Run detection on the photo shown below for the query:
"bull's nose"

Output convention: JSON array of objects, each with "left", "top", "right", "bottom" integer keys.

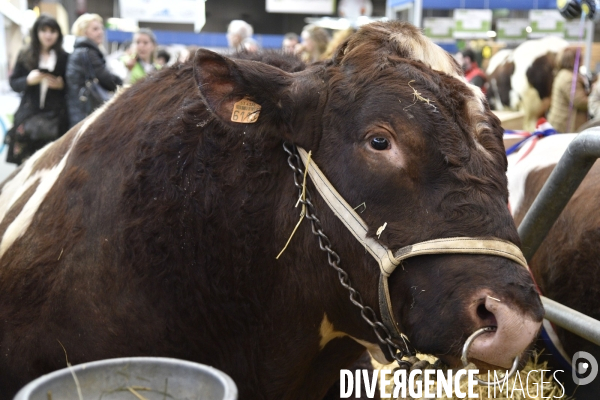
[{"left": 466, "top": 290, "right": 541, "bottom": 369}]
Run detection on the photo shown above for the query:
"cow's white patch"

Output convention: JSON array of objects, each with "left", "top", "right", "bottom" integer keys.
[
  {"left": 509, "top": 37, "right": 568, "bottom": 110},
  {"left": 0, "top": 153, "right": 70, "bottom": 258},
  {"left": 388, "top": 31, "right": 461, "bottom": 81},
  {"left": 468, "top": 84, "right": 487, "bottom": 107},
  {"left": 0, "top": 94, "right": 117, "bottom": 259},
  {"left": 507, "top": 134, "right": 577, "bottom": 216},
  {"left": 486, "top": 49, "right": 513, "bottom": 77},
  {"left": 0, "top": 143, "right": 53, "bottom": 225},
  {"left": 318, "top": 314, "right": 389, "bottom": 364},
  {"left": 319, "top": 314, "right": 347, "bottom": 349},
  {"left": 464, "top": 96, "right": 493, "bottom": 156}
]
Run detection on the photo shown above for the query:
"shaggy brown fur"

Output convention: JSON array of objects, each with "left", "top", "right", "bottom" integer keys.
[{"left": 0, "top": 21, "right": 542, "bottom": 399}]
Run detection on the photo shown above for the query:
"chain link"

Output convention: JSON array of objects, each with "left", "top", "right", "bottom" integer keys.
[{"left": 282, "top": 142, "right": 414, "bottom": 366}]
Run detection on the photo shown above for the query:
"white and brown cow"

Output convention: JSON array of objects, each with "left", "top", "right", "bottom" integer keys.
[
  {"left": 0, "top": 22, "right": 543, "bottom": 398},
  {"left": 487, "top": 37, "right": 569, "bottom": 131}
]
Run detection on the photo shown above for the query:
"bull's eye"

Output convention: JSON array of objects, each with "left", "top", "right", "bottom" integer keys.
[{"left": 370, "top": 137, "right": 389, "bottom": 150}]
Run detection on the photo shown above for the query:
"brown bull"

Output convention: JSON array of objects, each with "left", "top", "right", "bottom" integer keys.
[{"left": 0, "top": 21, "right": 542, "bottom": 398}]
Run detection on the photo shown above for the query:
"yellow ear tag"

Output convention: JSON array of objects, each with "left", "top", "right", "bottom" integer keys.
[{"left": 231, "top": 98, "right": 261, "bottom": 123}]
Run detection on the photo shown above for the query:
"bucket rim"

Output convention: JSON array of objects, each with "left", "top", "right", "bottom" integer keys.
[{"left": 13, "top": 356, "right": 238, "bottom": 400}]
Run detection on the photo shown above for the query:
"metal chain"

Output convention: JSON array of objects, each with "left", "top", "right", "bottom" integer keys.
[{"left": 282, "top": 142, "right": 414, "bottom": 368}]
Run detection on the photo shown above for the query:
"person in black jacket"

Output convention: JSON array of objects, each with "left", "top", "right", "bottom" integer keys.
[
  {"left": 66, "top": 13, "right": 122, "bottom": 128},
  {"left": 6, "top": 14, "right": 69, "bottom": 165}
]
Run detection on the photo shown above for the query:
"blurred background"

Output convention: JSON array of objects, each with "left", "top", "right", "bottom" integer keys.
[{"left": 1, "top": 0, "right": 600, "bottom": 181}]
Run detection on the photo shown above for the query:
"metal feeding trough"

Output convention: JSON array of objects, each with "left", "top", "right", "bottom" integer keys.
[{"left": 13, "top": 357, "right": 238, "bottom": 400}]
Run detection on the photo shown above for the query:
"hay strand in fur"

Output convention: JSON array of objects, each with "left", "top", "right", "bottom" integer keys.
[{"left": 276, "top": 151, "right": 312, "bottom": 259}]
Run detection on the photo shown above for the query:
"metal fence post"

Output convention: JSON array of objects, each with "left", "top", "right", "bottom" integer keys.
[{"left": 518, "top": 128, "right": 600, "bottom": 347}]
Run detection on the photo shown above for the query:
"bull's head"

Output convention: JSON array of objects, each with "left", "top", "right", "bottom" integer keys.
[{"left": 193, "top": 21, "right": 543, "bottom": 373}]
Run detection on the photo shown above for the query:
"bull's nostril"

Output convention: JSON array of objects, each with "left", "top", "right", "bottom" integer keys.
[{"left": 476, "top": 303, "right": 498, "bottom": 327}]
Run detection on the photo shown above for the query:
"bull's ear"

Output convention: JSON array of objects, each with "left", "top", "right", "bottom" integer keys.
[{"left": 193, "top": 49, "right": 295, "bottom": 129}]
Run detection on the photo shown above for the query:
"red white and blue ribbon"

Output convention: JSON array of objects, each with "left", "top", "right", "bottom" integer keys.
[{"left": 504, "top": 119, "right": 558, "bottom": 160}]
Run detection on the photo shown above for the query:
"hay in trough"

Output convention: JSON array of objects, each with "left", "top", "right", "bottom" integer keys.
[{"left": 372, "top": 352, "right": 569, "bottom": 399}]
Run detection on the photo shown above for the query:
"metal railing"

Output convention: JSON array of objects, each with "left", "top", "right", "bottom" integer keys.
[{"left": 518, "top": 128, "right": 600, "bottom": 347}]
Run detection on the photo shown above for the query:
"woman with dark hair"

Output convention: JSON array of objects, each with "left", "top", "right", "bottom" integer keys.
[
  {"left": 547, "top": 47, "right": 589, "bottom": 133},
  {"left": 6, "top": 14, "right": 69, "bottom": 165}
]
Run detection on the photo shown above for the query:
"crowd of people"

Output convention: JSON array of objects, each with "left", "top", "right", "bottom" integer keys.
[
  {"left": 5, "top": 15, "right": 348, "bottom": 166},
  {"left": 5, "top": 13, "right": 169, "bottom": 165},
  {"left": 225, "top": 24, "right": 600, "bottom": 138},
  {"left": 7, "top": 13, "right": 124, "bottom": 165},
  {"left": 5, "top": 15, "right": 342, "bottom": 166},
  {"left": 10, "top": 13, "right": 600, "bottom": 166},
  {"left": 225, "top": 19, "right": 345, "bottom": 63}
]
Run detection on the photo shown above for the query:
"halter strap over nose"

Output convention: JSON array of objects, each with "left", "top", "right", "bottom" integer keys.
[
  {"left": 391, "top": 237, "right": 528, "bottom": 274},
  {"left": 379, "top": 237, "right": 528, "bottom": 343},
  {"left": 295, "top": 147, "right": 529, "bottom": 347}
]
